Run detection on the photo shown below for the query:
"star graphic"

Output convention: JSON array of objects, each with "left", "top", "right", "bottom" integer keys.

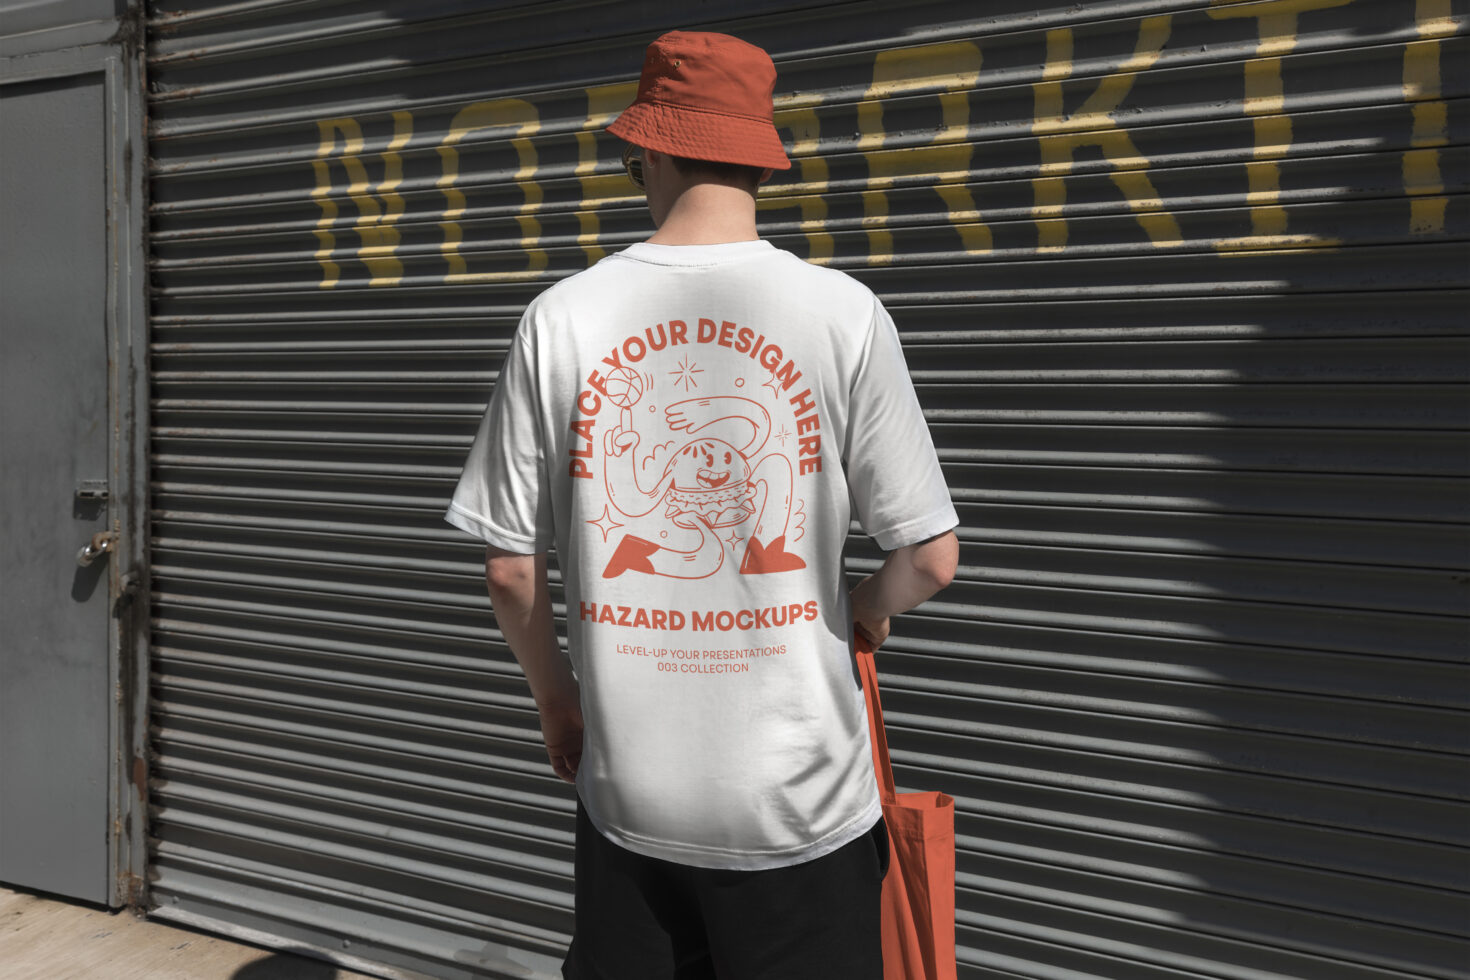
[
  {"left": 586, "top": 505, "right": 625, "bottom": 543},
  {"left": 669, "top": 355, "right": 703, "bottom": 392},
  {"left": 724, "top": 529, "right": 744, "bottom": 551},
  {"left": 774, "top": 424, "right": 791, "bottom": 447},
  {"left": 762, "top": 370, "right": 783, "bottom": 397}
]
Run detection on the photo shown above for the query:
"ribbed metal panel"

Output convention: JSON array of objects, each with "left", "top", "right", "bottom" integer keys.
[{"left": 143, "top": 2, "right": 1469, "bottom": 978}]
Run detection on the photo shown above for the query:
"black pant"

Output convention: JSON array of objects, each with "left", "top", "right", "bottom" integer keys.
[{"left": 562, "top": 798, "right": 888, "bottom": 980}]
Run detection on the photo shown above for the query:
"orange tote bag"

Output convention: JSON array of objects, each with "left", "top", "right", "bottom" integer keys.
[{"left": 856, "top": 633, "right": 958, "bottom": 980}]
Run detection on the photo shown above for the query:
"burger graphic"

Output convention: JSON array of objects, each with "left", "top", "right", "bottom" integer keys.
[
  {"left": 663, "top": 438, "right": 756, "bottom": 528},
  {"left": 598, "top": 380, "right": 805, "bottom": 580}
]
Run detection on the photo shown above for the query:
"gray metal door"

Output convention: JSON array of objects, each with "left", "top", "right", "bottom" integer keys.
[{"left": 0, "top": 71, "right": 113, "bottom": 904}]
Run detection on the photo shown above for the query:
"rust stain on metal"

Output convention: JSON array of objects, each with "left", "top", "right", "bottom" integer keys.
[{"left": 120, "top": 869, "right": 148, "bottom": 909}]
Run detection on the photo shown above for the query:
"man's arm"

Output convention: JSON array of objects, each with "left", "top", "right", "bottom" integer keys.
[
  {"left": 484, "top": 545, "right": 582, "bottom": 783},
  {"left": 849, "top": 530, "right": 959, "bottom": 649}
]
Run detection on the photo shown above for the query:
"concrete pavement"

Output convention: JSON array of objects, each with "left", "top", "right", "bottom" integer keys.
[{"left": 1, "top": 883, "right": 385, "bottom": 980}]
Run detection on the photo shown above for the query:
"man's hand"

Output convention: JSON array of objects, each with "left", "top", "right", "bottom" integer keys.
[
  {"left": 849, "top": 530, "right": 958, "bottom": 651},
  {"left": 537, "top": 695, "right": 584, "bottom": 784},
  {"left": 853, "top": 615, "right": 889, "bottom": 651},
  {"left": 485, "top": 546, "right": 584, "bottom": 784}
]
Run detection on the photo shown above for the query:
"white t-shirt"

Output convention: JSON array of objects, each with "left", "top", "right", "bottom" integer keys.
[{"left": 446, "top": 239, "right": 957, "bottom": 870}]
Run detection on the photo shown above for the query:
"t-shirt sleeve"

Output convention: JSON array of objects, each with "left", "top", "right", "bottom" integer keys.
[
  {"left": 843, "top": 296, "right": 959, "bottom": 551},
  {"left": 444, "top": 323, "right": 554, "bottom": 553}
]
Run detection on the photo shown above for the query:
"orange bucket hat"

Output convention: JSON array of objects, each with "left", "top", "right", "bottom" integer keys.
[{"left": 606, "top": 31, "right": 791, "bottom": 171}]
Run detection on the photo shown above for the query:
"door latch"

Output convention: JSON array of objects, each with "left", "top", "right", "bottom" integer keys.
[{"left": 77, "top": 530, "right": 118, "bottom": 567}]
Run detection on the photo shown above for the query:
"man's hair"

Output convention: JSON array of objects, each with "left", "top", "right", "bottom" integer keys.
[{"left": 668, "top": 154, "right": 765, "bottom": 190}]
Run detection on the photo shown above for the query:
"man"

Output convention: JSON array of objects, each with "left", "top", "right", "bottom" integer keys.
[{"left": 445, "top": 30, "right": 959, "bottom": 979}]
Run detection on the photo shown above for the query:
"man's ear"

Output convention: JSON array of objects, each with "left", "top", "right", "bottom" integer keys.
[{"left": 758, "top": 167, "right": 775, "bottom": 185}]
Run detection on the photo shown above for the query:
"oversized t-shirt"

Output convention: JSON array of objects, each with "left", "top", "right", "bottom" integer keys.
[{"left": 446, "top": 239, "right": 957, "bottom": 870}]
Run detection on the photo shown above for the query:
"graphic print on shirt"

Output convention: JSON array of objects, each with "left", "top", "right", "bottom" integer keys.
[{"left": 567, "top": 317, "right": 824, "bottom": 583}]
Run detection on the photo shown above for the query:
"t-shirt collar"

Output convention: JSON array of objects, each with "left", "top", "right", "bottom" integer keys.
[{"left": 616, "top": 239, "right": 776, "bottom": 267}]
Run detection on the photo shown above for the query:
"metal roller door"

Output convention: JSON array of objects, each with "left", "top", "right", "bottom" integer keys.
[{"left": 142, "top": 1, "right": 1469, "bottom": 978}]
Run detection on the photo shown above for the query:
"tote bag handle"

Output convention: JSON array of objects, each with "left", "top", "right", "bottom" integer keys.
[
  {"left": 853, "top": 629, "right": 960, "bottom": 980},
  {"left": 855, "top": 631, "right": 898, "bottom": 802}
]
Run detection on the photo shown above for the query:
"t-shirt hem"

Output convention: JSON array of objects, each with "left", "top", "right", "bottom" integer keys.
[
  {"left": 580, "top": 794, "right": 884, "bottom": 872},
  {"left": 871, "top": 504, "right": 960, "bottom": 552},
  {"left": 443, "top": 502, "right": 542, "bottom": 553}
]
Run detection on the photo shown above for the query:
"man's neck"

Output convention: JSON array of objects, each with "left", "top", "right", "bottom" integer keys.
[{"left": 646, "top": 183, "right": 761, "bottom": 245}]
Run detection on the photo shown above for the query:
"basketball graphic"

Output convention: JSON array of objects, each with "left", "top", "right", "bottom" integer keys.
[{"left": 605, "top": 366, "right": 645, "bottom": 409}]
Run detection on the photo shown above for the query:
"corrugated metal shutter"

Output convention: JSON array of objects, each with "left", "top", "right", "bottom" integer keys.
[{"left": 143, "top": 1, "right": 1469, "bottom": 978}]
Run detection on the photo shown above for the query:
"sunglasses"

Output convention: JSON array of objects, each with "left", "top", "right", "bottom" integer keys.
[{"left": 622, "top": 144, "right": 645, "bottom": 190}]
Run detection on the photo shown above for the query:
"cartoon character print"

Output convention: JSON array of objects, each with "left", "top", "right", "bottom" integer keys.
[{"left": 599, "top": 375, "right": 805, "bottom": 579}]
